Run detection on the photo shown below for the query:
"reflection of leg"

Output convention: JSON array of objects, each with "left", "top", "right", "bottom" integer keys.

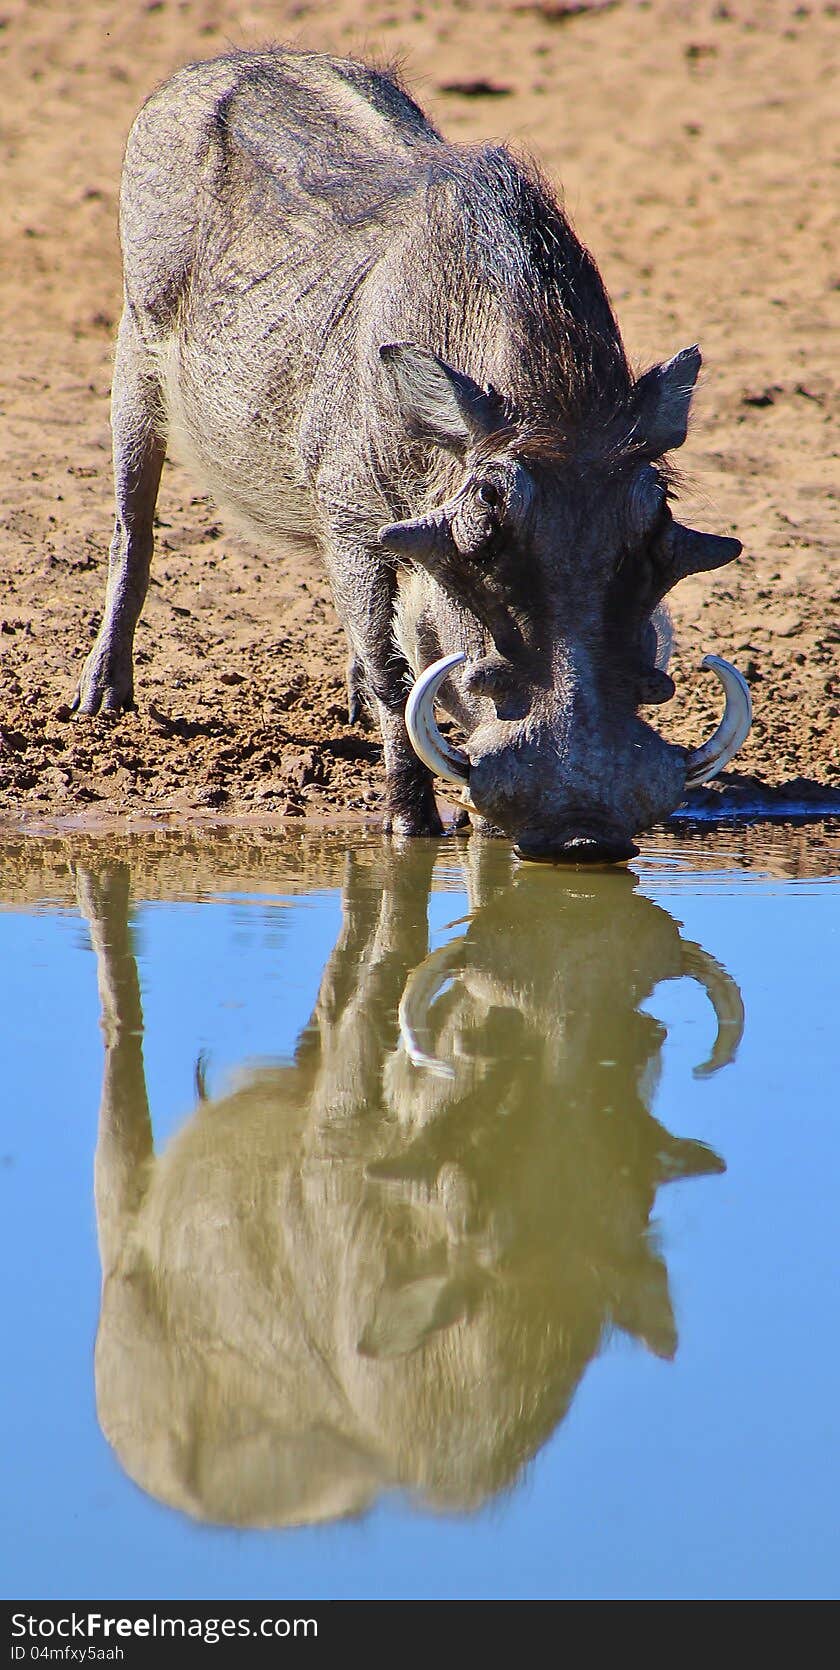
[
  {"left": 458, "top": 834, "right": 515, "bottom": 915},
  {"left": 74, "top": 864, "right": 153, "bottom": 1273},
  {"left": 311, "top": 851, "right": 381, "bottom": 1034},
  {"left": 316, "top": 843, "right": 439, "bottom": 1026},
  {"left": 307, "top": 842, "right": 440, "bottom": 1111},
  {"left": 372, "top": 840, "right": 439, "bottom": 963},
  {"left": 398, "top": 839, "right": 513, "bottom": 1076},
  {"left": 73, "top": 311, "right": 165, "bottom": 713}
]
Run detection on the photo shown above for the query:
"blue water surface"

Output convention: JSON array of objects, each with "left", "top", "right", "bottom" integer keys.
[{"left": 1, "top": 829, "right": 838, "bottom": 1601}]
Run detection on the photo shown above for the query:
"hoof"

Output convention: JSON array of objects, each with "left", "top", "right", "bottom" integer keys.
[{"left": 384, "top": 808, "right": 445, "bottom": 838}]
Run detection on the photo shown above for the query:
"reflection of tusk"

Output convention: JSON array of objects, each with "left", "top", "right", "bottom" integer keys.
[
  {"left": 405, "top": 652, "right": 470, "bottom": 789},
  {"left": 685, "top": 655, "right": 752, "bottom": 787},
  {"left": 681, "top": 940, "right": 745, "bottom": 1076},
  {"left": 398, "top": 940, "right": 465, "bottom": 1079}
]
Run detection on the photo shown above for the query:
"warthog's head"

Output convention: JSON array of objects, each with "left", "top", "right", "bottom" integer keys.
[{"left": 379, "top": 343, "right": 750, "bottom": 861}]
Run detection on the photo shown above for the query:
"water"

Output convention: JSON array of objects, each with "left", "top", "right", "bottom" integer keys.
[{"left": 1, "top": 823, "right": 838, "bottom": 1601}]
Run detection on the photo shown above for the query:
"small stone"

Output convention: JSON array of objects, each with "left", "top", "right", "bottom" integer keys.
[
  {"left": 438, "top": 79, "right": 513, "bottom": 97},
  {"left": 773, "top": 613, "right": 802, "bottom": 639},
  {"left": 742, "top": 386, "right": 782, "bottom": 408}
]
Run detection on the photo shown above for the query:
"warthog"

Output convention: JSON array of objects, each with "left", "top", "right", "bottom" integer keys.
[
  {"left": 73, "top": 49, "right": 751, "bottom": 859},
  {"left": 78, "top": 845, "right": 740, "bottom": 1526}
]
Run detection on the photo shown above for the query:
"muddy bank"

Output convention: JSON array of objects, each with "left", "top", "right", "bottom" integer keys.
[{"left": 1, "top": 0, "right": 837, "bottom": 828}]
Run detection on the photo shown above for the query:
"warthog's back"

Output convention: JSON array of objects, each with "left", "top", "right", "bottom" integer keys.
[
  {"left": 117, "top": 48, "right": 626, "bottom": 546},
  {"left": 122, "top": 48, "right": 442, "bottom": 313},
  {"left": 119, "top": 51, "right": 445, "bottom": 540}
]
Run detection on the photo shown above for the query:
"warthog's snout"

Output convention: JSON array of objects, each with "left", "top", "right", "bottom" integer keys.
[{"left": 406, "top": 651, "right": 752, "bottom": 859}]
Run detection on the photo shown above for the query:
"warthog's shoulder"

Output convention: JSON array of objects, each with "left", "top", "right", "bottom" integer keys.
[{"left": 129, "top": 48, "right": 441, "bottom": 165}]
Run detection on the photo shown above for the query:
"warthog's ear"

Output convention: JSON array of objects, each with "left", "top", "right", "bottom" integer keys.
[
  {"left": 379, "top": 343, "right": 499, "bottom": 453},
  {"left": 630, "top": 344, "right": 702, "bottom": 456}
]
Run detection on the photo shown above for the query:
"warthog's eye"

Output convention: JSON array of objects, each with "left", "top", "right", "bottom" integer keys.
[{"left": 451, "top": 478, "right": 511, "bottom": 561}]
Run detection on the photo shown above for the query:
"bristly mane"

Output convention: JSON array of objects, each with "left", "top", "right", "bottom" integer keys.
[
  {"left": 420, "top": 143, "right": 633, "bottom": 429},
  {"left": 217, "top": 51, "right": 634, "bottom": 434}
]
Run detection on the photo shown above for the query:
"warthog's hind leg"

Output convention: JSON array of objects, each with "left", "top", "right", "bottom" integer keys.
[{"left": 72, "top": 311, "right": 165, "bottom": 714}]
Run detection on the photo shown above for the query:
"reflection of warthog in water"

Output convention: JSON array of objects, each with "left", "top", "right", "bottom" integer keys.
[{"left": 79, "top": 847, "right": 742, "bottom": 1527}]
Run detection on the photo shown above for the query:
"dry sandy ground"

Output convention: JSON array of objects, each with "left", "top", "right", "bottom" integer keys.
[{"left": 1, "top": 0, "right": 838, "bottom": 833}]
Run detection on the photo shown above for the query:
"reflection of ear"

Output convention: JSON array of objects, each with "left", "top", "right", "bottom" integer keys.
[
  {"left": 611, "top": 1247, "right": 677, "bottom": 1362},
  {"left": 358, "top": 1273, "right": 477, "bottom": 1360}
]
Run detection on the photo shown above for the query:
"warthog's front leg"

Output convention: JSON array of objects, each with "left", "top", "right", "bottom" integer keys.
[
  {"left": 73, "top": 310, "right": 165, "bottom": 714},
  {"left": 322, "top": 537, "right": 444, "bottom": 837},
  {"left": 376, "top": 701, "right": 444, "bottom": 837}
]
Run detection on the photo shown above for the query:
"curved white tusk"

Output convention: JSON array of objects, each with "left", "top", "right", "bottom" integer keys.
[
  {"left": 405, "top": 651, "right": 470, "bottom": 788},
  {"left": 681, "top": 941, "right": 746, "bottom": 1077},
  {"left": 684, "top": 654, "right": 752, "bottom": 788},
  {"left": 398, "top": 941, "right": 465, "bottom": 1079}
]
